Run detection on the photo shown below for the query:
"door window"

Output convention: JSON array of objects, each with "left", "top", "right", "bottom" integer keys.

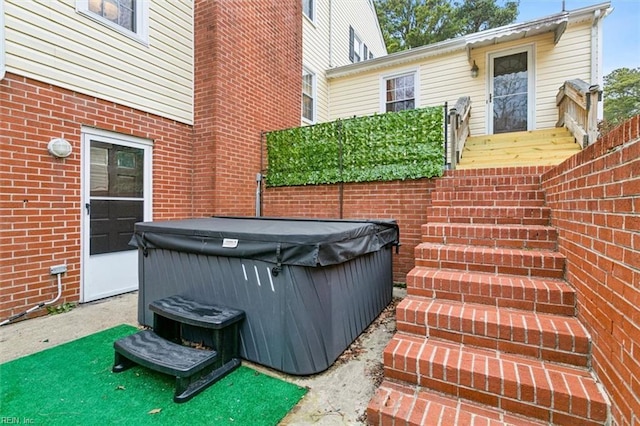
[
  {"left": 89, "top": 141, "right": 144, "bottom": 255},
  {"left": 492, "top": 51, "right": 528, "bottom": 133}
]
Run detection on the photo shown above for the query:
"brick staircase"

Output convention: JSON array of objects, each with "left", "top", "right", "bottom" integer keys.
[{"left": 367, "top": 167, "right": 610, "bottom": 425}]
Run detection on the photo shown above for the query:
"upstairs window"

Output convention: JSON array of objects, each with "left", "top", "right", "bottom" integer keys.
[
  {"left": 383, "top": 73, "right": 416, "bottom": 112},
  {"left": 77, "top": 0, "right": 149, "bottom": 44},
  {"left": 303, "top": 0, "right": 315, "bottom": 22},
  {"left": 349, "top": 26, "right": 367, "bottom": 63},
  {"left": 302, "top": 68, "right": 316, "bottom": 123}
]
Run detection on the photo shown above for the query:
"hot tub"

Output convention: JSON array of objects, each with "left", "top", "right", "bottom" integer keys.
[{"left": 133, "top": 216, "right": 399, "bottom": 375}]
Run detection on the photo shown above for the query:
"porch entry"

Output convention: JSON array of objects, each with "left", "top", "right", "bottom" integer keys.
[
  {"left": 81, "top": 127, "right": 152, "bottom": 302},
  {"left": 488, "top": 46, "right": 534, "bottom": 134}
]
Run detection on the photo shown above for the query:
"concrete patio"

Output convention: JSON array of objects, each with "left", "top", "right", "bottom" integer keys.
[{"left": 0, "top": 289, "right": 405, "bottom": 425}]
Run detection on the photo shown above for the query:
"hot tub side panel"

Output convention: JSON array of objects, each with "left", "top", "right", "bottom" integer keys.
[{"left": 137, "top": 247, "right": 393, "bottom": 375}]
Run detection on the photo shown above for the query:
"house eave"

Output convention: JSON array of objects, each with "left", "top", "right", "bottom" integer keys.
[{"left": 326, "top": 1, "right": 611, "bottom": 80}]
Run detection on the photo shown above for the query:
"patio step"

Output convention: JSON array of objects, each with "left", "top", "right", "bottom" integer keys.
[
  {"left": 406, "top": 267, "right": 576, "bottom": 316},
  {"left": 113, "top": 295, "right": 244, "bottom": 402},
  {"left": 368, "top": 380, "right": 546, "bottom": 426},
  {"left": 421, "top": 223, "right": 557, "bottom": 251},
  {"left": 383, "top": 335, "right": 609, "bottom": 424},
  {"left": 415, "top": 243, "right": 566, "bottom": 280},
  {"left": 396, "top": 297, "right": 591, "bottom": 367}
]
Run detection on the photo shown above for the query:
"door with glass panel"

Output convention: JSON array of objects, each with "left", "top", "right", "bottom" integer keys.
[
  {"left": 489, "top": 48, "right": 533, "bottom": 134},
  {"left": 81, "top": 129, "right": 152, "bottom": 302}
]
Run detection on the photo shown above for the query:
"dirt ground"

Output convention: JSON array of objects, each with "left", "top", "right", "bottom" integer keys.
[{"left": 0, "top": 288, "right": 405, "bottom": 425}]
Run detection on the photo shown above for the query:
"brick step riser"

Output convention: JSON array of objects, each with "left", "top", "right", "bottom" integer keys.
[
  {"left": 435, "top": 184, "right": 542, "bottom": 192},
  {"left": 427, "top": 207, "right": 550, "bottom": 219},
  {"left": 367, "top": 381, "right": 547, "bottom": 426},
  {"left": 422, "top": 224, "right": 558, "bottom": 250},
  {"left": 433, "top": 188, "right": 545, "bottom": 197},
  {"left": 406, "top": 268, "right": 576, "bottom": 316},
  {"left": 384, "top": 336, "right": 609, "bottom": 425},
  {"left": 443, "top": 167, "right": 551, "bottom": 179},
  {"left": 438, "top": 174, "right": 543, "bottom": 185},
  {"left": 422, "top": 236, "right": 557, "bottom": 251},
  {"left": 428, "top": 217, "right": 552, "bottom": 226},
  {"left": 432, "top": 199, "right": 545, "bottom": 207},
  {"left": 415, "top": 246, "right": 566, "bottom": 280},
  {"left": 395, "top": 301, "right": 590, "bottom": 367}
]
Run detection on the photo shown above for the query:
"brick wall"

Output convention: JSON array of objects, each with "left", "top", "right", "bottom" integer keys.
[
  {"left": 263, "top": 179, "right": 437, "bottom": 282},
  {"left": 0, "top": 73, "right": 193, "bottom": 321},
  {"left": 541, "top": 116, "right": 640, "bottom": 425},
  {"left": 194, "top": 0, "right": 302, "bottom": 217}
]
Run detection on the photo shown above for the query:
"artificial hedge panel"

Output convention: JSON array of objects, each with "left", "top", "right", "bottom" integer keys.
[{"left": 266, "top": 106, "right": 444, "bottom": 187}]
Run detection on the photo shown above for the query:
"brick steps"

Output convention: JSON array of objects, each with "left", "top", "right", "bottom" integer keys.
[
  {"left": 406, "top": 268, "right": 576, "bottom": 316},
  {"left": 427, "top": 206, "right": 551, "bottom": 225},
  {"left": 415, "top": 243, "right": 566, "bottom": 279},
  {"left": 396, "top": 297, "right": 591, "bottom": 367},
  {"left": 383, "top": 335, "right": 609, "bottom": 425},
  {"left": 368, "top": 167, "right": 609, "bottom": 425},
  {"left": 421, "top": 224, "right": 557, "bottom": 251},
  {"left": 367, "top": 380, "right": 547, "bottom": 426}
]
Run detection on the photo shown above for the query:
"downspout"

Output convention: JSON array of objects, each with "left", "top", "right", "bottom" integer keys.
[{"left": 591, "top": 7, "right": 612, "bottom": 120}]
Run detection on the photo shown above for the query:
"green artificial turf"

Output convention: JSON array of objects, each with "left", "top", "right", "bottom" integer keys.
[{"left": 0, "top": 324, "right": 306, "bottom": 425}]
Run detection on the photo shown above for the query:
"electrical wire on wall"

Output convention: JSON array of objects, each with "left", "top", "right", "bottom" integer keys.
[{"left": 0, "top": 265, "right": 66, "bottom": 326}]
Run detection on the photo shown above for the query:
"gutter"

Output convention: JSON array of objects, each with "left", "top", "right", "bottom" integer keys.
[{"left": 327, "top": 1, "right": 612, "bottom": 80}]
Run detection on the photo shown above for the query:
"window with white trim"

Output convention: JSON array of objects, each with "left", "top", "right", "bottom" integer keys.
[
  {"left": 77, "top": 0, "right": 149, "bottom": 44},
  {"left": 349, "top": 26, "right": 367, "bottom": 63},
  {"left": 302, "top": 68, "right": 316, "bottom": 123},
  {"left": 302, "top": 0, "right": 315, "bottom": 22},
  {"left": 383, "top": 73, "right": 416, "bottom": 112}
]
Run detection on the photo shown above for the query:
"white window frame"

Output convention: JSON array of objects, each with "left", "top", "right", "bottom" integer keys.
[
  {"left": 353, "top": 33, "right": 363, "bottom": 63},
  {"left": 380, "top": 69, "right": 419, "bottom": 113},
  {"left": 76, "top": 0, "right": 150, "bottom": 45},
  {"left": 302, "top": 66, "right": 317, "bottom": 124},
  {"left": 302, "top": 0, "right": 315, "bottom": 24}
]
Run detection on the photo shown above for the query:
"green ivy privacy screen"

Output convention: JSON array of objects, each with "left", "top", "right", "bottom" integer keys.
[{"left": 265, "top": 107, "right": 445, "bottom": 187}]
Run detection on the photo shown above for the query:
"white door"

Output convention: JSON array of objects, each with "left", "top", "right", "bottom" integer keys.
[
  {"left": 488, "top": 46, "right": 535, "bottom": 134},
  {"left": 81, "top": 128, "right": 152, "bottom": 302}
]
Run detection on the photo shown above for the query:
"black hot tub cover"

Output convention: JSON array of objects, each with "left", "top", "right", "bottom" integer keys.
[{"left": 132, "top": 216, "right": 399, "bottom": 268}]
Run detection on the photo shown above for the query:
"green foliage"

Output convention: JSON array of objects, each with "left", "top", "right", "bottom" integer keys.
[
  {"left": 46, "top": 302, "right": 76, "bottom": 315},
  {"left": 603, "top": 67, "right": 640, "bottom": 128},
  {"left": 265, "top": 107, "right": 444, "bottom": 187},
  {"left": 375, "top": 0, "right": 519, "bottom": 53}
]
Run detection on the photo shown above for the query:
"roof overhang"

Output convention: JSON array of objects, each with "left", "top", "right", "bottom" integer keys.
[
  {"left": 465, "top": 14, "right": 569, "bottom": 60},
  {"left": 327, "top": 1, "right": 611, "bottom": 80}
]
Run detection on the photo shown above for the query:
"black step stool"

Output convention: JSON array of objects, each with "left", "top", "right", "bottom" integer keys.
[{"left": 113, "top": 295, "right": 245, "bottom": 402}]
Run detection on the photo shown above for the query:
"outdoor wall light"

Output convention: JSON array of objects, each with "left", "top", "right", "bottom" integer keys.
[
  {"left": 470, "top": 60, "right": 479, "bottom": 78},
  {"left": 48, "top": 138, "right": 73, "bottom": 158}
]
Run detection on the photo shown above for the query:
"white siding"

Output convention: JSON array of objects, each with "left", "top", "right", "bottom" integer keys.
[
  {"left": 5, "top": 0, "right": 193, "bottom": 124},
  {"left": 328, "top": 20, "right": 594, "bottom": 137}
]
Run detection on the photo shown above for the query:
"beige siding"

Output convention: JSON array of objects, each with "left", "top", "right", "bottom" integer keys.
[
  {"left": 302, "top": 0, "right": 386, "bottom": 124},
  {"left": 5, "top": 0, "right": 193, "bottom": 124},
  {"left": 302, "top": 1, "right": 331, "bottom": 123},
  {"left": 328, "top": 20, "right": 594, "bottom": 137},
  {"left": 330, "top": 0, "right": 386, "bottom": 67}
]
